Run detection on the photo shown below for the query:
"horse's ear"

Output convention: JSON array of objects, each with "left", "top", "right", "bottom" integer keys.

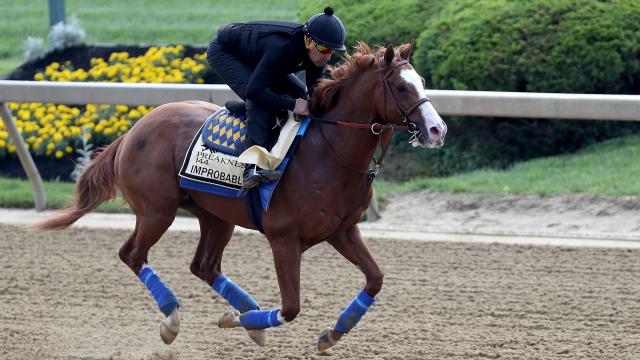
[
  {"left": 384, "top": 45, "right": 394, "bottom": 65},
  {"left": 399, "top": 43, "right": 413, "bottom": 61}
]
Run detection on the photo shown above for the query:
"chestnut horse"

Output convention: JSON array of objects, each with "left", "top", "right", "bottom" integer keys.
[{"left": 37, "top": 43, "right": 447, "bottom": 351}]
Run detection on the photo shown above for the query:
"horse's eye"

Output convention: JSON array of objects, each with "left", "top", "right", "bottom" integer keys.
[{"left": 396, "top": 85, "right": 407, "bottom": 93}]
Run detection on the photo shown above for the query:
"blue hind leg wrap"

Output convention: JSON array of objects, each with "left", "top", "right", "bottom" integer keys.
[
  {"left": 239, "top": 309, "right": 282, "bottom": 330},
  {"left": 212, "top": 274, "right": 260, "bottom": 313},
  {"left": 138, "top": 265, "right": 180, "bottom": 317},
  {"left": 334, "top": 289, "right": 375, "bottom": 334}
]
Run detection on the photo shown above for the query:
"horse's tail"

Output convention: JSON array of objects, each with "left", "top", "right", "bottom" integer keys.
[{"left": 36, "top": 136, "right": 124, "bottom": 230}]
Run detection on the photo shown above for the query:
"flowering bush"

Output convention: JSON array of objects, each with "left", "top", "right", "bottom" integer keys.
[{"left": 0, "top": 45, "right": 208, "bottom": 159}]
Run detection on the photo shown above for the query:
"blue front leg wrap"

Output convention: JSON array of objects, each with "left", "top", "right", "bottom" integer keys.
[
  {"left": 212, "top": 274, "right": 260, "bottom": 313},
  {"left": 138, "top": 266, "right": 180, "bottom": 317},
  {"left": 334, "top": 289, "right": 375, "bottom": 334},
  {"left": 239, "top": 309, "right": 282, "bottom": 330}
]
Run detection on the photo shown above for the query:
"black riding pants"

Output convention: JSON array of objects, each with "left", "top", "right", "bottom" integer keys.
[{"left": 207, "top": 41, "right": 306, "bottom": 150}]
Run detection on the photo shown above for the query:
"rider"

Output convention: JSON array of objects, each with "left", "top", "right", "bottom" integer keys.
[{"left": 207, "top": 6, "right": 346, "bottom": 189}]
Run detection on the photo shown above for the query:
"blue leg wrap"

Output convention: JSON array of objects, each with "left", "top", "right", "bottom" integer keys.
[
  {"left": 334, "top": 289, "right": 375, "bottom": 334},
  {"left": 239, "top": 309, "right": 282, "bottom": 330},
  {"left": 212, "top": 274, "right": 260, "bottom": 314},
  {"left": 138, "top": 266, "right": 180, "bottom": 317}
]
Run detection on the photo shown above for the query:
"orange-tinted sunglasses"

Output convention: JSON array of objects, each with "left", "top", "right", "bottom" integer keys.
[{"left": 311, "top": 39, "right": 335, "bottom": 55}]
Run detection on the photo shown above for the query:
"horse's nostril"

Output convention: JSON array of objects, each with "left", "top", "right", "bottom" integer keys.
[{"left": 429, "top": 127, "right": 441, "bottom": 140}]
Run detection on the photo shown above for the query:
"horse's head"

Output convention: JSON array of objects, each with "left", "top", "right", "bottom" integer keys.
[
  {"left": 311, "top": 42, "right": 446, "bottom": 148},
  {"left": 375, "top": 44, "right": 447, "bottom": 148}
]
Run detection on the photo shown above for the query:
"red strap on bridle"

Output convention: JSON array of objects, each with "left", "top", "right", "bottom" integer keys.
[{"left": 312, "top": 117, "right": 410, "bottom": 132}]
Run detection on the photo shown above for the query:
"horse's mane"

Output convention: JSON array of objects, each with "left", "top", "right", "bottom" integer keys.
[{"left": 310, "top": 42, "right": 386, "bottom": 114}]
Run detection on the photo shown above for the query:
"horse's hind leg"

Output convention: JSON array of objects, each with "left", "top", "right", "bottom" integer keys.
[
  {"left": 119, "top": 209, "right": 180, "bottom": 344},
  {"left": 186, "top": 204, "right": 265, "bottom": 345}
]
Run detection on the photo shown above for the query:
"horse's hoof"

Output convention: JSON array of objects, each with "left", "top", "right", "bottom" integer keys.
[
  {"left": 317, "top": 327, "right": 338, "bottom": 352},
  {"left": 247, "top": 329, "right": 266, "bottom": 346},
  {"left": 160, "top": 308, "right": 180, "bottom": 345},
  {"left": 217, "top": 311, "right": 241, "bottom": 328}
]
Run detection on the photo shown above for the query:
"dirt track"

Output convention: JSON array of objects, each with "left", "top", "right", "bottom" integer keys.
[
  {"left": 2, "top": 224, "right": 640, "bottom": 359},
  {"left": 378, "top": 191, "right": 640, "bottom": 237}
]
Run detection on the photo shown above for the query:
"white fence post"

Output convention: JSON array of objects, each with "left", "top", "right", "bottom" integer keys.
[{"left": 0, "top": 103, "right": 47, "bottom": 211}]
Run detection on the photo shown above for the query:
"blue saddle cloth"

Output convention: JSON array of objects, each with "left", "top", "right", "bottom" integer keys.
[{"left": 179, "top": 109, "right": 311, "bottom": 233}]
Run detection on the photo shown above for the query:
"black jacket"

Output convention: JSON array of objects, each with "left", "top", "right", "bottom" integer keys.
[{"left": 216, "top": 21, "right": 324, "bottom": 110}]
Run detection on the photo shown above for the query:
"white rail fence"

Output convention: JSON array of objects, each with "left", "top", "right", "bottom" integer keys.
[{"left": 1, "top": 80, "right": 640, "bottom": 212}]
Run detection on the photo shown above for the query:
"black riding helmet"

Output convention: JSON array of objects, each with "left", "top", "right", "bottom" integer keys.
[{"left": 303, "top": 7, "right": 346, "bottom": 51}]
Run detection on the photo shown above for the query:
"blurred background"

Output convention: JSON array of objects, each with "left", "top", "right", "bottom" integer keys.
[{"left": 1, "top": 0, "right": 639, "bottom": 211}]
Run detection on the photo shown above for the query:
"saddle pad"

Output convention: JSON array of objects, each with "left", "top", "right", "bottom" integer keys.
[
  {"left": 179, "top": 115, "right": 311, "bottom": 198},
  {"left": 179, "top": 120, "right": 245, "bottom": 197},
  {"left": 179, "top": 117, "right": 311, "bottom": 233},
  {"left": 202, "top": 108, "right": 247, "bottom": 156}
]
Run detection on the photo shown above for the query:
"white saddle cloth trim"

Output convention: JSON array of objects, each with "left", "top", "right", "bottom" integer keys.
[{"left": 238, "top": 117, "right": 301, "bottom": 170}]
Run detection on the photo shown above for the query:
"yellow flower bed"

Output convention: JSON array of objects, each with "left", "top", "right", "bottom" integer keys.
[{"left": 0, "top": 45, "right": 208, "bottom": 158}]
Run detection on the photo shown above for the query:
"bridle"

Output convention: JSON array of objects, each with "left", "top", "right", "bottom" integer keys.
[
  {"left": 313, "top": 56, "right": 431, "bottom": 178},
  {"left": 378, "top": 59, "right": 430, "bottom": 133}
]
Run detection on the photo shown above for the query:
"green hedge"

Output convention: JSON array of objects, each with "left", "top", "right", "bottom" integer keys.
[
  {"left": 403, "top": 0, "right": 640, "bottom": 179},
  {"left": 298, "top": 0, "right": 442, "bottom": 50},
  {"left": 415, "top": 0, "right": 640, "bottom": 93},
  {"left": 301, "top": 0, "right": 640, "bottom": 180}
]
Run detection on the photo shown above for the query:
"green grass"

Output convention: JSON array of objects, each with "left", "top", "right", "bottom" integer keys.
[
  {"left": 3, "top": 134, "right": 640, "bottom": 210},
  {"left": 0, "top": 0, "right": 300, "bottom": 77},
  {"left": 0, "top": 177, "right": 130, "bottom": 211},
  {"left": 376, "top": 135, "right": 640, "bottom": 200}
]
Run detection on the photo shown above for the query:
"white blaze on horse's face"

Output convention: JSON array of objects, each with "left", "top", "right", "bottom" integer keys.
[{"left": 400, "top": 69, "right": 447, "bottom": 148}]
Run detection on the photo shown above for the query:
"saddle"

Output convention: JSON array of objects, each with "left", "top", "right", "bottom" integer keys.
[
  {"left": 201, "top": 101, "right": 248, "bottom": 156},
  {"left": 202, "top": 100, "right": 292, "bottom": 157}
]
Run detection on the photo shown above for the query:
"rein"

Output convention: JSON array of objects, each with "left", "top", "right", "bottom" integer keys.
[{"left": 312, "top": 117, "right": 411, "bottom": 132}]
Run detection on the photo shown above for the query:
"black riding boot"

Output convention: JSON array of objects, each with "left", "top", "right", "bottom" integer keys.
[{"left": 257, "top": 167, "right": 282, "bottom": 181}]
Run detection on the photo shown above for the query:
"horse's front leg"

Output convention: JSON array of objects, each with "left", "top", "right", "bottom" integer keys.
[
  {"left": 217, "top": 237, "right": 301, "bottom": 331},
  {"left": 319, "top": 225, "right": 384, "bottom": 352}
]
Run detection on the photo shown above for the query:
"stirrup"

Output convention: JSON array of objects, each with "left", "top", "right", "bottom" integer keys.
[
  {"left": 242, "top": 165, "right": 263, "bottom": 190},
  {"left": 257, "top": 168, "right": 282, "bottom": 181}
]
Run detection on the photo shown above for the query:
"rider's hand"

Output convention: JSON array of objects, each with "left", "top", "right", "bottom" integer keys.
[{"left": 293, "top": 98, "right": 310, "bottom": 116}]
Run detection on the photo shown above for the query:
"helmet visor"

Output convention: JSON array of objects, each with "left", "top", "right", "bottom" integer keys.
[{"left": 311, "top": 39, "right": 335, "bottom": 55}]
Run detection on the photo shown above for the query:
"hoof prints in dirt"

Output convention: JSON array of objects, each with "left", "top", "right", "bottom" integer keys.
[{"left": 1, "top": 225, "right": 639, "bottom": 359}]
